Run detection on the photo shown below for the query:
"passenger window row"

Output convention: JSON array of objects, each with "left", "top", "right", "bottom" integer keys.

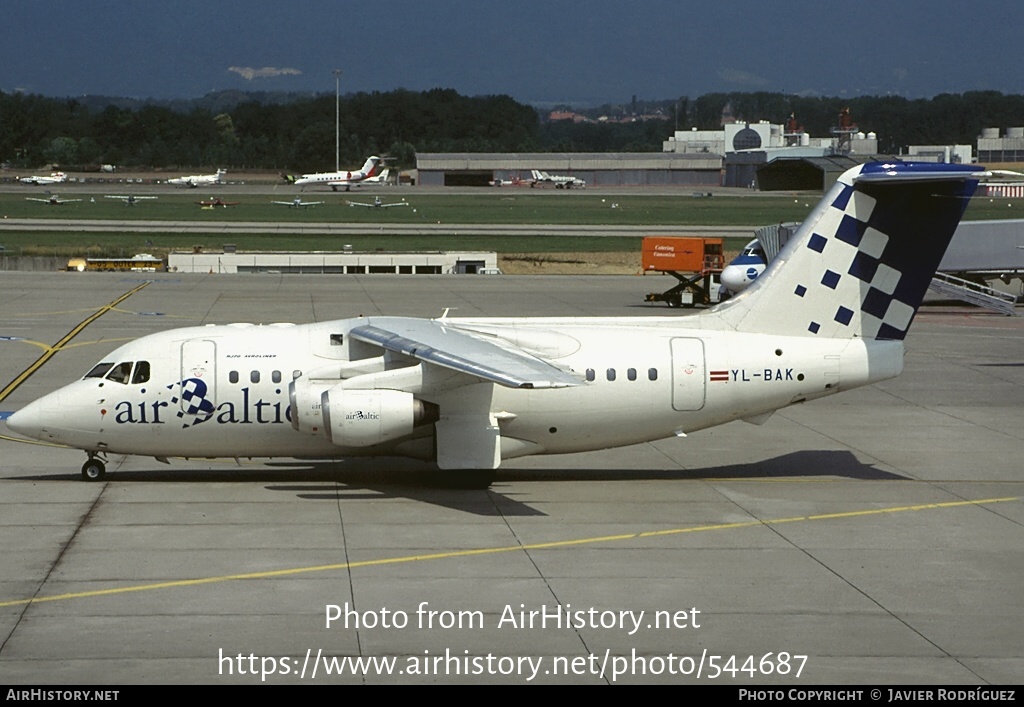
[
  {"left": 228, "top": 370, "right": 301, "bottom": 385},
  {"left": 584, "top": 367, "right": 657, "bottom": 382}
]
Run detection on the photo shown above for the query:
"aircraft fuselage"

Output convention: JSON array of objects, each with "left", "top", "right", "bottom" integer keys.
[{"left": 11, "top": 317, "right": 902, "bottom": 465}]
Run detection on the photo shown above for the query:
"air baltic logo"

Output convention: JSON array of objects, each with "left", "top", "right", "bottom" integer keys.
[
  {"left": 346, "top": 410, "right": 380, "bottom": 421},
  {"left": 168, "top": 378, "right": 216, "bottom": 428},
  {"left": 112, "top": 378, "right": 290, "bottom": 429}
]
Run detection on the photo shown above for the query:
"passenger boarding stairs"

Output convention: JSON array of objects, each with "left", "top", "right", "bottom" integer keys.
[{"left": 928, "top": 273, "right": 1019, "bottom": 316}]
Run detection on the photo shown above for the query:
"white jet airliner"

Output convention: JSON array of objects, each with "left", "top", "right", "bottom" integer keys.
[
  {"left": 530, "top": 169, "right": 586, "bottom": 189},
  {"left": 19, "top": 172, "right": 68, "bottom": 186},
  {"left": 6, "top": 163, "right": 983, "bottom": 486},
  {"left": 167, "top": 169, "right": 226, "bottom": 188},
  {"left": 291, "top": 157, "right": 382, "bottom": 192},
  {"left": 719, "top": 239, "right": 768, "bottom": 298}
]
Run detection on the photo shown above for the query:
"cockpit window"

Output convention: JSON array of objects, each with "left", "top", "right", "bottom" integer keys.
[
  {"left": 105, "top": 362, "right": 133, "bottom": 384},
  {"left": 85, "top": 362, "right": 115, "bottom": 379},
  {"left": 131, "top": 361, "right": 151, "bottom": 384}
]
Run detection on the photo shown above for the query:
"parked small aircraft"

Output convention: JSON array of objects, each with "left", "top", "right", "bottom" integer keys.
[
  {"left": 196, "top": 197, "right": 239, "bottom": 209},
  {"left": 346, "top": 196, "right": 407, "bottom": 209},
  {"left": 25, "top": 193, "right": 81, "bottom": 205},
  {"left": 105, "top": 195, "right": 159, "bottom": 206},
  {"left": 272, "top": 197, "right": 324, "bottom": 209}
]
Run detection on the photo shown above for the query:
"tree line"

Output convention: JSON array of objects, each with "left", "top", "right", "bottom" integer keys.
[{"left": 2, "top": 88, "right": 1022, "bottom": 171}]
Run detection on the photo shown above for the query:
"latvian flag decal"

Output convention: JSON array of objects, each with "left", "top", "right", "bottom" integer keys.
[{"left": 710, "top": 370, "right": 729, "bottom": 382}]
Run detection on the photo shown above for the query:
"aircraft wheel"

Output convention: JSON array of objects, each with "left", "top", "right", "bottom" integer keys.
[
  {"left": 436, "top": 469, "right": 496, "bottom": 490},
  {"left": 81, "top": 459, "right": 106, "bottom": 482}
]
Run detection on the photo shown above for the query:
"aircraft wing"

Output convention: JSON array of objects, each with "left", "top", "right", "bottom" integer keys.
[
  {"left": 348, "top": 318, "right": 583, "bottom": 389},
  {"left": 379, "top": 202, "right": 407, "bottom": 208},
  {"left": 345, "top": 200, "right": 374, "bottom": 208}
]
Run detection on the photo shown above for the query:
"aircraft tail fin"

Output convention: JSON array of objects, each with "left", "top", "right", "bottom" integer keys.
[
  {"left": 363, "top": 156, "right": 382, "bottom": 176},
  {"left": 711, "top": 162, "right": 983, "bottom": 340},
  {"left": 531, "top": 169, "right": 544, "bottom": 181}
]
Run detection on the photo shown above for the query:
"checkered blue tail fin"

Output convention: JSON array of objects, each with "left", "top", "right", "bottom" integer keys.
[{"left": 716, "top": 163, "right": 981, "bottom": 340}]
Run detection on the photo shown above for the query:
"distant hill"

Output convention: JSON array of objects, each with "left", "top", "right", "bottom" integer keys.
[{"left": 74, "top": 89, "right": 322, "bottom": 114}]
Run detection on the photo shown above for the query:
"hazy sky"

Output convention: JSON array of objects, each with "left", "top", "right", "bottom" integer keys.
[{"left": 5, "top": 1, "right": 1023, "bottom": 104}]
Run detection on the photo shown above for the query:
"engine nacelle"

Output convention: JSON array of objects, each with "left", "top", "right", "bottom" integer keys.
[
  {"left": 321, "top": 387, "right": 436, "bottom": 448},
  {"left": 289, "top": 377, "right": 334, "bottom": 435}
]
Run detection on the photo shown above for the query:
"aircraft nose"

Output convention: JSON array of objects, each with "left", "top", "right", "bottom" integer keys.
[
  {"left": 5, "top": 391, "right": 69, "bottom": 441},
  {"left": 720, "top": 264, "right": 748, "bottom": 292},
  {"left": 6, "top": 402, "right": 43, "bottom": 438}
]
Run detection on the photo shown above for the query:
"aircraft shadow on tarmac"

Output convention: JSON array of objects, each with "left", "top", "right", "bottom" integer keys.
[{"left": 9, "top": 450, "right": 903, "bottom": 517}]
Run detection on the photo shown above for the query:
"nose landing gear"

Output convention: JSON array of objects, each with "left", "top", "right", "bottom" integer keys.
[{"left": 81, "top": 455, "right": 107, "bottom": 482}]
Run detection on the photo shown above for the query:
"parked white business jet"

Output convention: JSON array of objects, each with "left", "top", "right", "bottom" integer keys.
[
  {"left": 167, "top": 169, "right": 226, "bottom": 188},
  {"left": 19, "top": 172, "right": 68, "bottom": 186},
  {"left": 6, "top": 163, "right": 984, "bottom": 486},
  {"left": 291, "top": 157, "right": 382, "bottom": 192},
  {"left": 530, "top": 169, "right": 586, "bottom": 189}
]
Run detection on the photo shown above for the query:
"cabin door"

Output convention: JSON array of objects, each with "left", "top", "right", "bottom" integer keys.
[{"left": 670, "top": 338, "right": 706, "bottom": 411}]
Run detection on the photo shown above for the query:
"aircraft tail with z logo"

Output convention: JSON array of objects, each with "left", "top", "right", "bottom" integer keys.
[{"left": 712, "top": 162, "right": 983, "bottom": 340}]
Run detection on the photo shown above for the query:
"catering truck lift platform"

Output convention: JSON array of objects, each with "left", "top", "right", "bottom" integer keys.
[{"left": 642, "top": 236, "right": 725, "bottom": 308}]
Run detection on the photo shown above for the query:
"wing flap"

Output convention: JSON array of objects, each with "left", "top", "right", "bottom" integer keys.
[{"left": 349, "top": 318, "right": 582, "bottom": 389}]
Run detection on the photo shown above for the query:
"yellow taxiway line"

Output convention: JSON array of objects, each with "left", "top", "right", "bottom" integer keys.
[
  {"left": 0, "top": 495, "right": 1016, "bottom": 608},
  {"left": 0, "top": 282, "right": 150, "bottom": 404}
]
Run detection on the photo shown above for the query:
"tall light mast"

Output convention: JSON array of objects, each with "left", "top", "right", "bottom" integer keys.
[{"left": 334, "top": 69, "right": 342, "bottom": 172}]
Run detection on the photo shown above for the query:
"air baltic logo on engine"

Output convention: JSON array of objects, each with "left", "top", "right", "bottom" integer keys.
[{"left": 346, "top": 410, "right": 380, "bottom": 421}]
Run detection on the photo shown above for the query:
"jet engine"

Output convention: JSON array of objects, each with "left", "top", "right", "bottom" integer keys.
[
  {"left": 321, "top": 387, "right": 437, "bottom": 447},
  {"left": 288, "top": 377, "right": 334, "bottom": 435}
]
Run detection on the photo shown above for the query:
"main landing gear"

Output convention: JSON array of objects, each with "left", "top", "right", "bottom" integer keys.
[{"left": 81, "top": 455, "right": 107, "bottom": 482}]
